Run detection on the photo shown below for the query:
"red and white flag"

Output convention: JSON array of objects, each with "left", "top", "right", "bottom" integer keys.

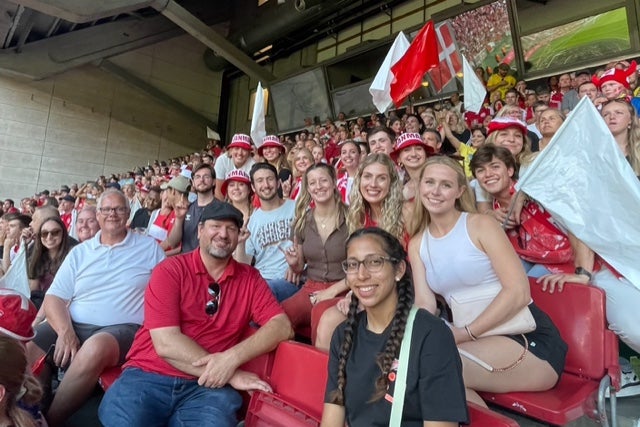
[
  {"left": 369, "top": 32, "right": 410, "bottom": 113},
  {"left": 390, "top": 21, "right": 439, "bottom": 107},
  {"left": 427, "top": 21, "right": 462, "bottom": 93}
]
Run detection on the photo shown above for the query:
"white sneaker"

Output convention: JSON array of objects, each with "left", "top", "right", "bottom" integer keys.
[
  {"left": 613, "top": 358, "right": 640, "bottom": 398},
  {"left": 616, "top": 368, "right": 640, "bottom": 397},
  {"left": 606, "top": 358, "right": 640, "bottom": 398}
]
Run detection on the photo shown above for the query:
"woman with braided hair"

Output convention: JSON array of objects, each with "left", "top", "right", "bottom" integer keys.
[{"left": 321, "top": 228, "right": 467, "bottom": 427}]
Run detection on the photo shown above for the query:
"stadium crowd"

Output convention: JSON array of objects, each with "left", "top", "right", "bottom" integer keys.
[{"left": 0, "top": 57, "right": 639, "bottom": 427}]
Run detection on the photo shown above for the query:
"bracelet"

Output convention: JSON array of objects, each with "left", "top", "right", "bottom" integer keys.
[
  {"left": 465, "top": 324, "right": 478, "bottom": 341},
  {"left": 575, "top": 267, "right": 592, "bottom": 282}
]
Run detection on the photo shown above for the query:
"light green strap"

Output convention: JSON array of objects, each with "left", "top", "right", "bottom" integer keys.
[{"left": 389, "top": 306, "right": 418, "bottom": 427}]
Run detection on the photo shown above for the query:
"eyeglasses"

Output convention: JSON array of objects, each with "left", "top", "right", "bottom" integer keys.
[
  {"left": 98, "top": 207, "right": 128, "bottom": 215},
  {"left": 40, "top": 229, "right": 62, "bottom": 239},
  {"left": 341, "top": 255, "right": 397, "bottom": 274},
  {"left": 205, "top": 283, "right": 221, "bottom": 316}
]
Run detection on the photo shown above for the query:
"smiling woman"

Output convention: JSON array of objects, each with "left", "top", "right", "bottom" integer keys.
[
  {"left": 408, "top": 156, "right": 567, "bottom": 407},
  {"left": 281, "top": 164, "right": 349, "bottom": 336},
  {"left": 321, "top": 227, "right": 468, "bottom": 427},
  {"left": 27, "top": 216, "right": 75, "bottom": 308}
]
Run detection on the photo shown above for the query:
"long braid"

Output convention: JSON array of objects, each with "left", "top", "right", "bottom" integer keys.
[
  {"left": 328, "top": 292, "right": 361, "bottom": 405},
  {"left": 370, "top": 274, "right": 414, "bottom": 402}
]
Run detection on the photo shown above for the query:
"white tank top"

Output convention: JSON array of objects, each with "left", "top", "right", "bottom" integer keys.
[{"left": 419, "top": 212, "right": 500, "bottom": 304}]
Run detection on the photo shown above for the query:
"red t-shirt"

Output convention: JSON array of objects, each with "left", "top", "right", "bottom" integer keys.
[
  {"left": 60, "top": 212, "right": 73, "bottom": 231},
  {"left": 124, "top": 250, "right": 284, "bottom": 378}
]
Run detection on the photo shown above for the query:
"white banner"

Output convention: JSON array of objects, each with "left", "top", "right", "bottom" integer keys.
[
  {"left": 516, "top": 97, "right": 640, "bottom": 287},
  {"left": 0, "top": 240, "right": 30, "bottom": 298},
  {"left": 462, "top": 55, "right": 485, "bottom": 114},
  {"left": 250, "top": 81, "right": 267, "bottom": 148}
]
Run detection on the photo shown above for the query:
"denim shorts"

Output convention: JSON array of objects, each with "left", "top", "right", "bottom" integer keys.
[{"left": 99, "top": 367, "right": 242, "bottom": 427}]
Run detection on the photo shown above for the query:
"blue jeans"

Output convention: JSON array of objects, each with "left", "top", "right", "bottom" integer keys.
[
  {"left": 520, "top": 259, "right": 552, "bottom": 279},
  {"left": 266, "top": 278, "right": 300, "bottom": 302},
  {"left": 99, "top": 367, "right": 242, "bottom": 427}
]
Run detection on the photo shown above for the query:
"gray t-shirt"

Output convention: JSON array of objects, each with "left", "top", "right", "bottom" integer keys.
[{"left": 245, "top": 200, "right": 296, "bottom": 280}]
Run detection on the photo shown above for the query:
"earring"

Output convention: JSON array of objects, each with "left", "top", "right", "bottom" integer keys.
[{"left": 395, "top": 277, "right": 400, "bottom": 281}]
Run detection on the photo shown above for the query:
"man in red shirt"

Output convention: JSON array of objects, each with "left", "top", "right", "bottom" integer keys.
[
  {"left": 99, "top": 201, "right": 293, "bottom": 427},
  {"left": 58, "top": 195, "right": 75, "bottom": 232}
]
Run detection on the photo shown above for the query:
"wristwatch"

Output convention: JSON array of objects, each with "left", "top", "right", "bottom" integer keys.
[{"left": 575, "top": 267, "right": 592, "bottom": 282}]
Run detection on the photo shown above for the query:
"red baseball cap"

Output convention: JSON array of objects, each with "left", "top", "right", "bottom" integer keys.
[{"left": 0, "top": 288, "right": 37, "bottom": 341}]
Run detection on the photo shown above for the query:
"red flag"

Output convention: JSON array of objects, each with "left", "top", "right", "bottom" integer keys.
[
  {"left": 390, "top": 21, "right": 439, "bottom": 107},
  {"left": 428, "top": 22, "right": 462, "bottom": 93}
]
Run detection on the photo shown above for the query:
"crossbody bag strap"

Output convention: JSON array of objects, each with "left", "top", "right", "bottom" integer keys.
[{"left": 389, "top": 305, "right": 418, "bottom": 427}]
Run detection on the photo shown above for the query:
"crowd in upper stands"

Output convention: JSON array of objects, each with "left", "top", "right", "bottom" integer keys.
[{"left": 1, "top": 56, "right": 640, "bottom": 427}]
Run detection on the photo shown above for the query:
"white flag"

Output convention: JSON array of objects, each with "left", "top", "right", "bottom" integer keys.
[
  {"left": 516, "top": 97, "right": 640, "bottom": 287},
  {"left": 206, "top": 127, "right": 220, "bottom": 140},
  {"left": 462, "top": 55, "right": 485, "bottom": 114},
  {"left": 251, "top": 82, "right": 267, "bottom": 148},
  {"left": 0, "top": 240, "right": 30, "bottom": 298},
  {"left": 369, "top": 32, "right": 410, "bottom": 114}
]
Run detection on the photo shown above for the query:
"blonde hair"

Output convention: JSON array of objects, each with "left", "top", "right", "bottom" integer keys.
[
  {"left": 485, "top": 125, "right": 532, "bottom": 167},
  {"left": 448, "top": 109, "right": 467, "bottom": 134},
  {"left": 603, "top": 99, "right": 640, "bottom": 175},
  {"left": 292, "top": 148, "right": 314, "bottom": 179},
  {"left": 347, "top": 154, "right": 404, "bottom": 241},
  {"left": 409, "top": 156, "right": 476, "bottom": 238},
  {"left": 293, "top": 164, "right": 346, "bottom": 238}
]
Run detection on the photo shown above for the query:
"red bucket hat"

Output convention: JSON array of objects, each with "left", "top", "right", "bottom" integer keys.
[
  {"left": 257, "top": 135, "right": 285, "bottom": 157},
  {"left": 221, "top": 169, "right": 251, "bottom": 197},
  {"left": 487, "top": 117, "right": 527, "bottom": 136},
  {"left": 227, "top": 134, "right": 252, "bottom": 151},
  {"left": 390, "top": 132, "right": 434, "bottom": 161},
  {"left": 0, "top": 288, "right": 37, "bottom": 341}
]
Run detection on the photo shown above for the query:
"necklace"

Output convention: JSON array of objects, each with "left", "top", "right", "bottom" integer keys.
[{"left": 314, "top": 212, "right": 336, "bottom": 229}]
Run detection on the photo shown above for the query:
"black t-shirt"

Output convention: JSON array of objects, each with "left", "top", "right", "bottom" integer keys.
[
  {"left": 325, "top": 309, "right": 469, "bottom": 427},
  {"left": 129, "top": 208, "right": 151, "bottom": 230},
  {"left": 181, "top": 199, "right": 216, "bottom": 253}
]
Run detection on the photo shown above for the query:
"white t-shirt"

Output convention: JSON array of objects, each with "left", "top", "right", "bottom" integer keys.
[
  {"left": 245, "top": 200, "right": 296, "bottom": 280},
  {"left": 213, "top": 155, "right": 255, "bottom": 181},
  {"left": 47, "top": 231, "right": 165, "bottom": 325}
]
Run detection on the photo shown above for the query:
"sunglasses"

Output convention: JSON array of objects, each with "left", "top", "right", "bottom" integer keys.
[
  {"left": 40, "top": 229, "right": 62, "bottom": 239},
  {"left": 205, "top": 282, "right": 221, "bottom": 316}
]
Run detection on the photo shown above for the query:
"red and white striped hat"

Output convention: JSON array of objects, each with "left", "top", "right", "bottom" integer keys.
[
  {"left": 258, "top": 135, "right": 285, "bottom": 156},
  {"left": 390, "top": 132, "right": 434, "bottom": 161},
  {"left": 228, "top": 133, "right": 252, "bottom": 151}
]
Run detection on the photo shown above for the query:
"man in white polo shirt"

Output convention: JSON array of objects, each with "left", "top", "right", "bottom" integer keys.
[{"left": 26, "top": 189, "right": 165, "bottom": 427}]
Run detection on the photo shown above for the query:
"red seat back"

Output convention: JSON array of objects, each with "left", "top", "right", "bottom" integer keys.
[
  {"left": 529, "top": 278, "right": 618, "bottom": 382},
  {"left": 269, "top": 341, "right": 329, "bottom": 419}
]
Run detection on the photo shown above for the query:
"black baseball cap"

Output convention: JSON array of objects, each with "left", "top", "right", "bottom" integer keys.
[{"left": 199, "top": 201, "right": 244, "bottom": 228}]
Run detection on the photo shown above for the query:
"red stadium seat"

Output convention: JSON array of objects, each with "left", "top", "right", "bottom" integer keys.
[
  {"left": 480, "top": 279, "right": 620, "bottom": 426},
  {"left": 98, "top": 366, "right": 123, "bottom": 391},
  {"left": 245, "top": 341, "right": 328, "bottom": 427}
]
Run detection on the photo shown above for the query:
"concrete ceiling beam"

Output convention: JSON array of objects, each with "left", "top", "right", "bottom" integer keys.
[
  {"left": 152, "top": 0, "right": 275, "bottom": 84},
  {"left": 16, "top": 0, "right": 157, "bottom": 23},
  {"left": 0, "top": 15, "right": 181, "bottom": 80}
]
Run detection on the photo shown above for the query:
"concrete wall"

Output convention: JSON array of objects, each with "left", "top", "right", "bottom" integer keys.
[
  {"left": 0, "top": 65, "right": 206, "bottom": 201},
  {"left": 109, "top": 34, "right": 223, "bottom": 123},
  {"left": 0, "top": 34, "right": 222, "bottom": 202}
]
